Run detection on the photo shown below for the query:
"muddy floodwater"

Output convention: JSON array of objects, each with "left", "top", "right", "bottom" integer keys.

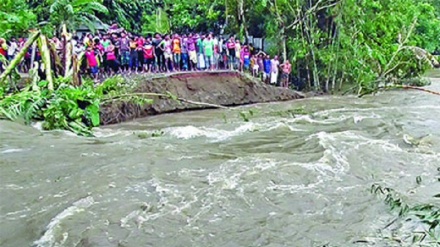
[{"left": 2, "top": 80, "right": 440, "bottom": 247}]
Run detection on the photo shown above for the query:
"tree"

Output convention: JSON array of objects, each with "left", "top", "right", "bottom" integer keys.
[
  {"left": 0, "top": 0, "right": 36, "bottom": 38},
  {"left": 46, "top": 0, "right": 109, "bottom": 32},
  {"left": 102, "top": 0, "right": 148, "bottom": 32},
  {"left": 142, "top": 7, "right": 171, "bottom": 35}
]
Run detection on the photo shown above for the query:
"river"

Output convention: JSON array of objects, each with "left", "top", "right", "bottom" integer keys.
[{"left": 2, "top": 80, "right": 440, "bottom": 247}]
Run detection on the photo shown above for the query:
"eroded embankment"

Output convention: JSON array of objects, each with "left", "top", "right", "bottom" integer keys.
[{"left": 100, "top": 71, "right": 304, "bottom": 125}]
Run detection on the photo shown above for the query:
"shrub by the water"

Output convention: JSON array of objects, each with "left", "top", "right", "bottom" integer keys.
[{"left": 0, "top": 76, "right": 152, "bottom": 136}]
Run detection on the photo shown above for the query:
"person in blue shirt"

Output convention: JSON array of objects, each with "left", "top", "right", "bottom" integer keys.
[{"left": 263, "top": 55, "right": 271, "bottom": 84}]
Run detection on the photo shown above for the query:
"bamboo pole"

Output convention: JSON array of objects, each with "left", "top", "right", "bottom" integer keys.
[
  {"left": 62, "top": 24, "right": 73, "bottom": 78},
  {"left": 30, "top": 62, "right": 40, "bottom": 92},
  {"left": 37, "top": 35, "right": 54, "bottom": 91},
  {"left": 0, "top": 31, "right": 41, "bottom": 85},
  {"left": 387, "top": 85, "right": 440, "bottom": 96},
  {"left": 72, "top": 54, "right": 80, "bottom": 86},
  {"left": 30, "top": 42, "right": 37, "bottom": 70}
]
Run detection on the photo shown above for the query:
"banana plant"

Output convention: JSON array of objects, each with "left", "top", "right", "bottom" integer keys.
[
  {"left": 62, "top": 24, "right": 73, "bottom": 77},
  {"left": 37, "top": 34, "right": 54, "bottom": 91},
  {"left": 0, "top": 30, "right": 40, "bottom": 86}
]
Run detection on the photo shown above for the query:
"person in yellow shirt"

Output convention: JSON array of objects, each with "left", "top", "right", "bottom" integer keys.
[
  {"left": 172, "top": 34, "right": 181, "bottom": 71},
  {"left": 83, "top": 33, "right": 93, "bottom": 48},
  {"left": 129, "top": 37, "right": 138, "bottom": 72}
]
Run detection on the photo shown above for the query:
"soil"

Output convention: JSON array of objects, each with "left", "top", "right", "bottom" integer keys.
[{"left": 100, "top": 71, "right": 305, "bottom": 125}]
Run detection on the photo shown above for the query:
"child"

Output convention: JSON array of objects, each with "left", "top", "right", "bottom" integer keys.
[
  {"left": 251, "top": 55, "right": 259, "bottom": 77},
  {"left": 242, "top": 46, "right": 250, "bottom": 71},
  {"left": 85, "top": 47, "right": 99, "bottom": 82}
]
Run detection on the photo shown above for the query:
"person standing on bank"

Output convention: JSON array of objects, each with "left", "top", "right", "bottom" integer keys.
[
  {"left": 263, "top": 55, "right": 271, "bottom": 84},
  {"left": 187, "top": 33, "right": 197, "bottom": 71},
  {"left": 181, "top": 34, "right": 189, "bottom": 71},
  {"left": 197, "top": 34, "right": 206, "bottom": 70},
  {"left": 270, "top": 55, "right": 280, "bottom": 85},
  {"left": 226, "top": 36, "right": 236, "bottom": 70},
  {"left": 280, "top": 60, "right": 292, "bottom": 88},
  {"left": 172, "top": 34, "right": 181, "bottom": 71},
  {"left": 204, "top": 34, "right": 214, "bottom": 71}
]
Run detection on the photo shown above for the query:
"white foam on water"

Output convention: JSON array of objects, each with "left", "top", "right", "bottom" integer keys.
[
  {"left": 31, "top": 122, "right": 44, "bottom": 131},
  {"left": 169, "top": 155, "right": 204, "bottom": 161},
  {"left": 32, "top": 196, "right": 94, "bottom": 247},
  {"left": 165, "top": 120, "right": 308, "bottom": 141},
  {"left": 206, "top": 158, "right": 280, "bottom": 189},
  {"left": 3, "top": 207, "right": 31, "bottom": 221},
  {"left": 4, "top": 184, "right": 25, "bottom": 190},
  {"left": 1, "top": 148, "right": 25, "bottom": 154},
  {"left": 286, "top": 114, "right": 351, "bottom": 125},
  {"left": 264, "top": 132, "right": 352, "bottom": 194},
  {"left": 266, "top": 121, "right": 305, "bottom": 132},
  {"left": 93, "top": 128, "right": 134, "bottom": 138},
  {"left": 266, "top": 179, "right": 325, "bottom": 193},
  {"left": 121, "top": 176, "right": 205, "bottom": 229},
  {"left": 313, "top": 105, "right": 440, "bottom": 119},
  {"left": 164, "top": 123, "right": 258, "bottom": 141}
]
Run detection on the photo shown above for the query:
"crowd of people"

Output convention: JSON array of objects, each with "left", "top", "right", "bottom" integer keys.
[{"left": 0, "top": 24, "right": 292, "bottom": 88}]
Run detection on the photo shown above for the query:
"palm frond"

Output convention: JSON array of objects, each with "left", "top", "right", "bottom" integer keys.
[
  {"left": 65, "top": 3, "right": 74, "bottom": 15},
  {"left": 82, "top": 1, "right": 108, "bottom": 14}
]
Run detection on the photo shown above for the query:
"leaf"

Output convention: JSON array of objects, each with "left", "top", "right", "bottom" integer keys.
[
  {"left": 86, "top": 102, "right": 100, "bottom": 127},
  {"left": 166, "top": 91, "right": 178, "bottom": 101}
]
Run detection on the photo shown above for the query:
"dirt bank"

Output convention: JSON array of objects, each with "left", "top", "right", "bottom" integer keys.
[{"left": 100, "top": 71, "right": 305, "bottom": 125}]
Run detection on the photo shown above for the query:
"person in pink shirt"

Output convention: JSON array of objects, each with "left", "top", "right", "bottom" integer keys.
[
  {"left": 85, "top": 47, "right": 99, "bottom": 81},
  {"left": 136, "top": 36, "right": 145, "bottom": 71},
  {"left": 105, "top": 42, "right": 118, "bottom": 75},
  {"left": 240, "top": 46, "right": 250, "bottom": 71}
]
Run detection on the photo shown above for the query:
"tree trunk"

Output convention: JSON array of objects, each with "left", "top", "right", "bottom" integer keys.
[
  {"left": 72, "top": 54, "right": 80, "bottom": 86},
  {"left": 62, "top": 24, "right": 72, "bottom": 78},
  {"left": 236, "top": 0, "right": 249, "bottom": 42},
  {"left": 281, "top": 26, "right": 287, "bottom": 61},
  {"left": 37, "top": 35, "right": 54, "bottom": 91},
  {"left": 0, "top": 31, "right": 41, "bottom": 86}
]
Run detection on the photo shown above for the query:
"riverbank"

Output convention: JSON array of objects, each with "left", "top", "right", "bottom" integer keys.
[{"left": 100, "top": 71, "right": 305, "bottom": 125}]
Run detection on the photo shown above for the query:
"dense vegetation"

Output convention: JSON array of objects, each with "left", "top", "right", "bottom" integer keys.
[{"left": 2, "top": 0, "right": 440, "bottom": 93}]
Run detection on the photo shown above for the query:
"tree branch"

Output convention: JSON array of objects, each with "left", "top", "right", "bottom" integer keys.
[{"left": 101, "top": 92, "right": 229, "bottom": 109}]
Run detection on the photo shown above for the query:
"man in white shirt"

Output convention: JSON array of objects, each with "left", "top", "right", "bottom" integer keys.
[
  {"left": 270, "top": 56, "right": 280, "bottom": 85},
  {"left": 73, "top": 42, "right": 85, "bottom": 56},
  {"left": 213, "top": 36, "right": 219, "bottom": 69},
  {"left": 7, "top": 38, "right": 18, "bottom": 60}
]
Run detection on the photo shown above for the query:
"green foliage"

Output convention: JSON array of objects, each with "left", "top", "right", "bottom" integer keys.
[
  {"left": 136, "top": 130, "right": 164, "bottom": 139},
  {"left": 259, "top": 0, "right": 440, "bottom": 93},
  {"left": 46, "top": 0, "right": 108, "bottom": 32},
  {"left": 101, "top": 0, "right": 147, "bottom": 31},
  {"left": 371, "top": 183, "right": 440, "bottom": 245},
  {"left": 270, "top": 107, "right": 309, "bottom": 118},
  {"left": 0, "top": 0, "right": 36, "bottom": 38},
  {"left": 0, "top": 76, "right": 154, "bottom": 136},
  {"left": 141, "top": 8, "right": 171, "bottom": 35},
  {"left": 238, "top": 110, "right": 255, "bottom": 122}
]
